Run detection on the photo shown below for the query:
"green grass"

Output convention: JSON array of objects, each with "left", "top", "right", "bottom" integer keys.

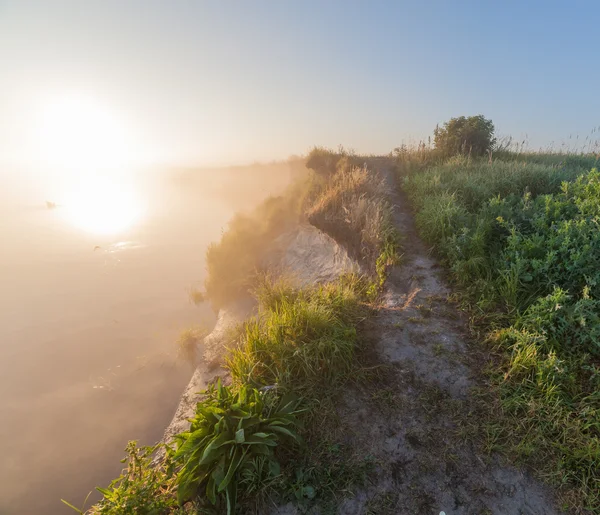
[
  {"left": 407, "top": 155, "right": 592, "bottom": 212},
  {"left": 63, "top": 442, "right": 180, "bottom": 515},
  {"left": 226, "top": 274, "right": 370, "bottom": 395},
  {"left": 402, "top": 153, "right": 600, "bottom": 512},
  {"left": 73, "top": 275, "right": 375, "bottom": 515}
]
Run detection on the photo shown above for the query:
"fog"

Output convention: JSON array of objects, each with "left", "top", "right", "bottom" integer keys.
[{"left": 0, "top": 161, "right": 298, "bottom": 514}]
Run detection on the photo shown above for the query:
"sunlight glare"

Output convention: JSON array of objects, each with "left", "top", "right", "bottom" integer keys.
[
  {"left": 35, "top": 93, "right": 145, "bottom": 234},
  {"left": 62, "top": 177, "right": 143, "bottom": 235}
]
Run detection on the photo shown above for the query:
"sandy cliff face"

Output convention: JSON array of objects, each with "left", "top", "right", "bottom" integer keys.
[
  {"left": 159, "top": 224, "right": 358, "bottom": 447},
  {"left": 266, "top": 223, "right": 361, "bottom": 284}
]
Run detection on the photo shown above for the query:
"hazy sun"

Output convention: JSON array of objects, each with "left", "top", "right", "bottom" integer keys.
[
  {"left": 62, "top": 177, "right": 142, "bottom": 235},
  {"left": 37, "top": 93, "right": 143, "bottom": 234}
]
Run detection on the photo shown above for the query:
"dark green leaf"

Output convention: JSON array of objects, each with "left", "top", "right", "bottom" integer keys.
[{"left": 218, "top": 447, "right": 246, "bottom": 492}]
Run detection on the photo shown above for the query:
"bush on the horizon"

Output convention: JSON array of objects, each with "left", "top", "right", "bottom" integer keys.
[
  {"left": 434, "top": 115, "right": 496, "bottom": 158},
  {"left": 392, "top": 115, "right": 496, "bottom": 175}
]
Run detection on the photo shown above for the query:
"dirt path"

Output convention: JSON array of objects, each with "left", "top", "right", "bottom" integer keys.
[{"left": 330, "top": 164, "right": 560, "bottom": 514}]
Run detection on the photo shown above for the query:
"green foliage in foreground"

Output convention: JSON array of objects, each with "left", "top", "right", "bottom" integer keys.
[
  {"left": 173, "top": 381, "right": 303, "bottom": 514},
  {"left": 74, "top": 272, "right": 376, "bottom": 514},
  {"left": 63, "top": 442, "right": 179, "bottom": 515},
  {"left": 404, "top": 157, "right": 600, "bottom": 511},
  {"left": 68, "top": 383, "right": 302, "bottom": 515}
]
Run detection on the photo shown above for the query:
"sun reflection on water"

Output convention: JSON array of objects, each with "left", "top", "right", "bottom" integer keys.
[{"left": 62, "top": 177, "right": 143, "bottom": 235}]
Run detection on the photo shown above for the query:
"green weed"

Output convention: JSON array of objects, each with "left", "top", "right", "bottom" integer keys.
[
  {"left": 173, "top": 380, "right": 303, "bottom": 514},
  {"left": 63, "top": 442, "right": 178, "bottom": 515}
]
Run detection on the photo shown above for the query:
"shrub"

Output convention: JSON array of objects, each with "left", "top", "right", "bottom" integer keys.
[
  {"left": 175, "top": 327, "right": 208, "bottom": 366},
  {"left": 173, "top": 380, "right": 303, "bottom": 514},
  {"left": 433, "top": 115, "right": 496, "bottom": 158}
]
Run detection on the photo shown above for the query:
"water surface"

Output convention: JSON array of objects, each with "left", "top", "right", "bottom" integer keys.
[{"left": 0, "top": 172, "right": 231, "bottom": 514}]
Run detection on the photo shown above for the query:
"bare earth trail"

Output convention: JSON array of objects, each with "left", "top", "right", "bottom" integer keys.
[{"left": 328, "top": 164, "right": 560, "bottom": 514}]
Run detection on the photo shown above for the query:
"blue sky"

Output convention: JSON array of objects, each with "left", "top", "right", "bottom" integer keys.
[{"left": 1, "top": 0, "right": 599, "bottom": 166}]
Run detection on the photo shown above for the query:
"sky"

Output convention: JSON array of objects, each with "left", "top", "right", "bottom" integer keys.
[{"left": 1, "top": 0, "right": 599, "bottom": 168}]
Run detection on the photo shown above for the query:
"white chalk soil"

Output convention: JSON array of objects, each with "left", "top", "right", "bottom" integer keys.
[{"left": 277, "top": 165, "right": 560, "bottom": 515}]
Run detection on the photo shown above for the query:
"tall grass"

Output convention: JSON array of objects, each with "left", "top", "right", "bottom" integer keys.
[
  {"left": 407, "top": 156, "right": 590, "bottom": 211},
  {"left": 227, "top": 275, "right": 369, "bottom": 394},
  {"left": 403, "top": 154, "right": 600, "bottom": 512},
  {"left": 307, "top": 165, "right": 391, "bottom": 264},
  {"left": 305, "top": 148, "right": 401, "bottom": 292}
]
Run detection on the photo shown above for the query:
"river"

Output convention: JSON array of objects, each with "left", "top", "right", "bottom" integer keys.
[{"left": 0, "top": 169, "right": 238, "bottom": 514}]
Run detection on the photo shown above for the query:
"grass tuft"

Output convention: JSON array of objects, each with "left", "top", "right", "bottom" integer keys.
[{"left": 227, "top": 275, "right": 370, "bottom": 394}]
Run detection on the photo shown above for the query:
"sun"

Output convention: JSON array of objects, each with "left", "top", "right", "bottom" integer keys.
[
  {"left": 61, "top": 177, "right": 142, "bottom": 235},
  {"left": 37, "top": 93, "right": 143, "bottom": 234}
]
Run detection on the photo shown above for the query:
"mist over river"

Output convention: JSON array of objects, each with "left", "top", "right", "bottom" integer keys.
[{"left": 0, "top": 166, "right": 282, "bottom": 514}]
